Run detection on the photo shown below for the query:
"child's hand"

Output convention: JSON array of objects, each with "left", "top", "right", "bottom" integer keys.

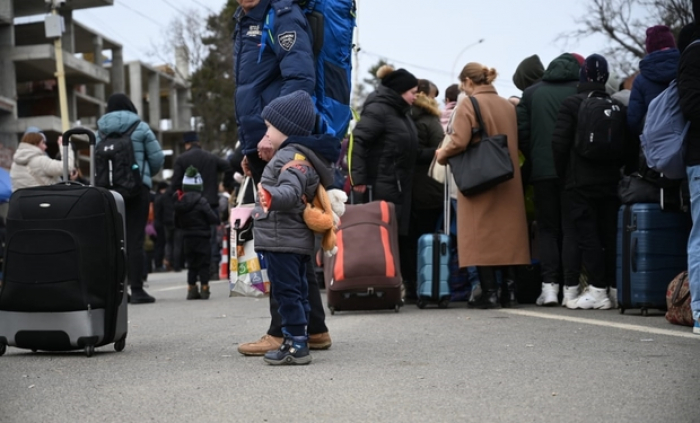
[
  {"left": 258, "top": 183, "right": 271, "bottom": 212},
  {"left": 257, "top": 139, "right": 275, "bottom": 162}
]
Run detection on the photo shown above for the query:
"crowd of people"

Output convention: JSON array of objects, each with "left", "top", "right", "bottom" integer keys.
[{"left": 4, "top": 0, "right": 699, "bottom": 366}]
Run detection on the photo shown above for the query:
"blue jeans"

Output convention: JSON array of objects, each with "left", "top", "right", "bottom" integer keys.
[
  {"left": 265, "top": 252, "right": 311, "bottom": 337},
  {"left": 686, "top": 165, "right": 700, "bottom": 321}
]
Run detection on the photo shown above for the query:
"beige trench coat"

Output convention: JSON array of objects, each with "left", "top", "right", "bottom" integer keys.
[{"left": 436, "top": 85, "right": 530, "bottom": 267}]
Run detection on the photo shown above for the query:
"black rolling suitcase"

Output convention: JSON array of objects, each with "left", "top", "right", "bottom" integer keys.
[{"left": 0, "top": 128, "right": 128, "bottom": 357}]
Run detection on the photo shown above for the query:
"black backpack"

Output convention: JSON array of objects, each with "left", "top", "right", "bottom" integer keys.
[
  {"left": 96, "top": 121, "right": 143, "bottom": 199},
  {"left": 575, "top": 91, "right": 625, "bottom": 161}
]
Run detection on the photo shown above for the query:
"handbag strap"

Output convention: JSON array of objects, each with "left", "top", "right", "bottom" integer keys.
[
  {"left": 469, "top": 96, "right": 489, "bottom": 138},
  {"left": 671, "top": 271, "right": 691, "bottom": 307}
]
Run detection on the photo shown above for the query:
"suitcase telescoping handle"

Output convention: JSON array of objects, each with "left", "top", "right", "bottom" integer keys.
[
  {"left": 61, "top": 127, "right": 96, "bottom": 186},
  {"left": 350, "top": 184, "right": 373, "bottom": 205},
  {"left": 444, "top": 165, "right": 451, "bottom": 236}
]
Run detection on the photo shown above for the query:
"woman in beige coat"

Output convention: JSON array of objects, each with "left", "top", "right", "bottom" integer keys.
[
  {"left": 436, "top": 63, "right": 530, "bottom": 309},
  {"left": 10, "top": 129, "right": 75, "bottom": 191}
]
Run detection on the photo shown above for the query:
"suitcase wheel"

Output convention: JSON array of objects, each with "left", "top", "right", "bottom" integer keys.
[
  {"left": 438, "top": 298, "right": 450, "bottom": 309},
  {"left": 329, "top": 306, "right": 336, "bottom": 316},
  {"left": 0, "top": 343, "right": 5, "bottom": 356},
  {"left": 619, "top": 307, "right": 625, "bottom": 315},
  {"left": 394, "top": 304, "right": 400, "bottom": 313},
  {"left": 114, "top": 336, "right": 126, "bottom": 352},
  {"left": 416, "top": 299, "right": 426, "bottom": 309},
  {"left": 85, "top": 345, "right": 95, "bottom": 358},
  {"left": 641, "top": 308, "right": 649, "bottom": 317}
]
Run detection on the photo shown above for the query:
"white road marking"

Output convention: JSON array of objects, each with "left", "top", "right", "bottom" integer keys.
[{"left": 498, "top": 309, "right": 698, "bottom": 340}]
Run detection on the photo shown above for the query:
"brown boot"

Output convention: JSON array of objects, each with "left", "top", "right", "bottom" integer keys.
[
  {"left": 200, "top": 284, "right": 210, "bottom": 300},
  {"left": 308, "top": 332, "right": 332, "bottom": 350},
  {"left": 237, "top": 335, "right": 283, "bottom": 356},
  {"left": 186, "top": 284, "right": 200, "bottom": 300}
]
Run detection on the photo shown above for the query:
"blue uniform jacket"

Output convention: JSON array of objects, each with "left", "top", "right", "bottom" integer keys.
[{"left": 233, "top": 0, "right": 315, "bottom": 155}]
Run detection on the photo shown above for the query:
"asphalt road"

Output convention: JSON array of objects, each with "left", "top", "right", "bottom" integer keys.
[{"left": 1, "top": 272, "right": 698, "bottom": 423}]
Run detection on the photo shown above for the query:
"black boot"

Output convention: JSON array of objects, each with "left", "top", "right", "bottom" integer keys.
[
  {"left": 500, "top": 266, "right": 518, "bottom": 308},
  {"left": 469, "top": 267, "right": 500, "bottom": 309},
  {"left": 131, "top": 287, "right": 156, "bottom": 304}
]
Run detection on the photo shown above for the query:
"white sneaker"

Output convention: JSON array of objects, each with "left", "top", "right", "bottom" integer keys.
[
  {"left": 608, "top": 287, "right": 618, "bottom": 309},
  {"left": 562, "top": 286, "right": 579, "bottom": 307},
  {"left": 566, "top": 286, "right": 612, "bottom": 310},
  {"left": 536, "top": 283, "right": 559, "bottom": 307}
]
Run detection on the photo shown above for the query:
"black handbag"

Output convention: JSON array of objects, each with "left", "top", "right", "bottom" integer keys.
[{"left": 448, "top": 97, "right": 514, "bottom": 196}]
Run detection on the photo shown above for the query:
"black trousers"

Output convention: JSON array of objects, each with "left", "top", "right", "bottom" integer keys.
[
  {"left": 184, "top": 235, "right": 211, "bottom": 286},
  {"left": 533, "top": 180, "right": 581, "bottom": 285},
  {"left": 125, "top": 185, "right": 151, "bottom": 290},
  {"left": 564, "top": 190, "right": 619, "bottom": 289},
  {"left": 245, "top": 151, "right": 329, "bottom": 337},
  {"left": 402, "top": 207, "right": 443, "bottom": 294}
]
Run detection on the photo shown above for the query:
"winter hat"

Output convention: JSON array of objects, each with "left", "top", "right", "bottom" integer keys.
[
  {"left": 182, "top": 131, "right": 199, "bottom": 144},
  {"left": 182, "top": 166, "right": 203, "bottom": 192},
  {"left": 570, "top": 53, "right": 586, "bottom": 66},
  {"left": 106, "top": 93, "right": 137, "bottom": 113},
  {"left": 381, "top": 68, "right": 419, "bottom": 94},
  {"left": 645, "top": 25, "right": 676, "bottom": 53},
  {"left": 512, "top": 54, "right": 545, "bottom": 91},
  {"left": 23, "top": 126, "right": 42, "bottom": 136},
  {"left": 261, "top": 90, "right": 316, "bottom": 137},
  {"left": 579, "top": 54, "right": 609, "bottom": 84}
]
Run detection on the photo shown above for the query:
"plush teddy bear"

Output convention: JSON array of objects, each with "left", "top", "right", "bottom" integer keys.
[{"left": 303, "top": 186, "right": 347, "bottom": 256}]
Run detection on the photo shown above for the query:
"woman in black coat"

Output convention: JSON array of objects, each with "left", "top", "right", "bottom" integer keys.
[{"left": 350, "top": 66, "right": 419, "bottom": 236}]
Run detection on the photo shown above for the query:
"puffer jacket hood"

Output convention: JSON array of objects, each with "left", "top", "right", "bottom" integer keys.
[
  {"left": 411, "top": 93, "right": 440, "bottom": 118},
  {"left": 97, "top": 109, "right": 140, "bottom": 134},
  {"left": 280, "top": 133, "right": 340, "bottom": 186},
  {"left": 12, "top": 142, "right": 44, "bottom": 166},
  {"left": 542, "top": 54, "right": 581, "bottom": 83},
  {"left": 639, "top": 48, "right": 680, "bottom": 84},
  {"left": 513, "top": 54, "right": 545, "bottom": 91}
]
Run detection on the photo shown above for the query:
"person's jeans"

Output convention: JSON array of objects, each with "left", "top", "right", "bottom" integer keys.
[
  {"left": 265, "top": 252, "right": 311, "bottom": 337},
  {"left": 686, "top": 165, "right": 700, "bottom": 321},
  {"left": 533, "top": 180, "right": 580, "bottom": 285}
]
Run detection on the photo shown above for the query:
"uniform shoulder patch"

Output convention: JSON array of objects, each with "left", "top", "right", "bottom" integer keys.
[
  {"left": 278, "top": 31, "right": 297, "bottom": 51},
  {"left": 293, "top": 153, "right": 306, "bottom": 161}
]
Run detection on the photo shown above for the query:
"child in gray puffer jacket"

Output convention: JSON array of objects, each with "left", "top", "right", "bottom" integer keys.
[{"left": 253, "top": 90, "right": 337, "bottom": 366}]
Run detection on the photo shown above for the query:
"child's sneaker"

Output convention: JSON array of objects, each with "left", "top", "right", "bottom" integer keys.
[
  {"left": 187, "top": 284, "right": 200, "bottom": 300},
  {"left": 693, "top": 319, "right": 700, "bottom": 335},
  {"left": 263, "top": 336, "right": 312, "bottom": 365},
  {"left": 200, "top": 284, "right": 210, "bottom": 300}
]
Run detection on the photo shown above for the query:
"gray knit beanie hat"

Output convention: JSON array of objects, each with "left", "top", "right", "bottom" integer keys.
[{"left": 261, "top": 91, "right": 316, "bottom": 137}]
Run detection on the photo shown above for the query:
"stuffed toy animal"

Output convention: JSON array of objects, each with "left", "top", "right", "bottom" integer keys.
[{"left": 303, "top": 187, "right": 347, "bottom": 256}]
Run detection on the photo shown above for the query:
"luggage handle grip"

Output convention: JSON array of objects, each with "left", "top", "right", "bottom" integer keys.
[
  {"left": 631, "top": 237, "right": 638, "bottom": 273},
  {"left": 61, "top": 127, "right": 96, "bottom": 186}
]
